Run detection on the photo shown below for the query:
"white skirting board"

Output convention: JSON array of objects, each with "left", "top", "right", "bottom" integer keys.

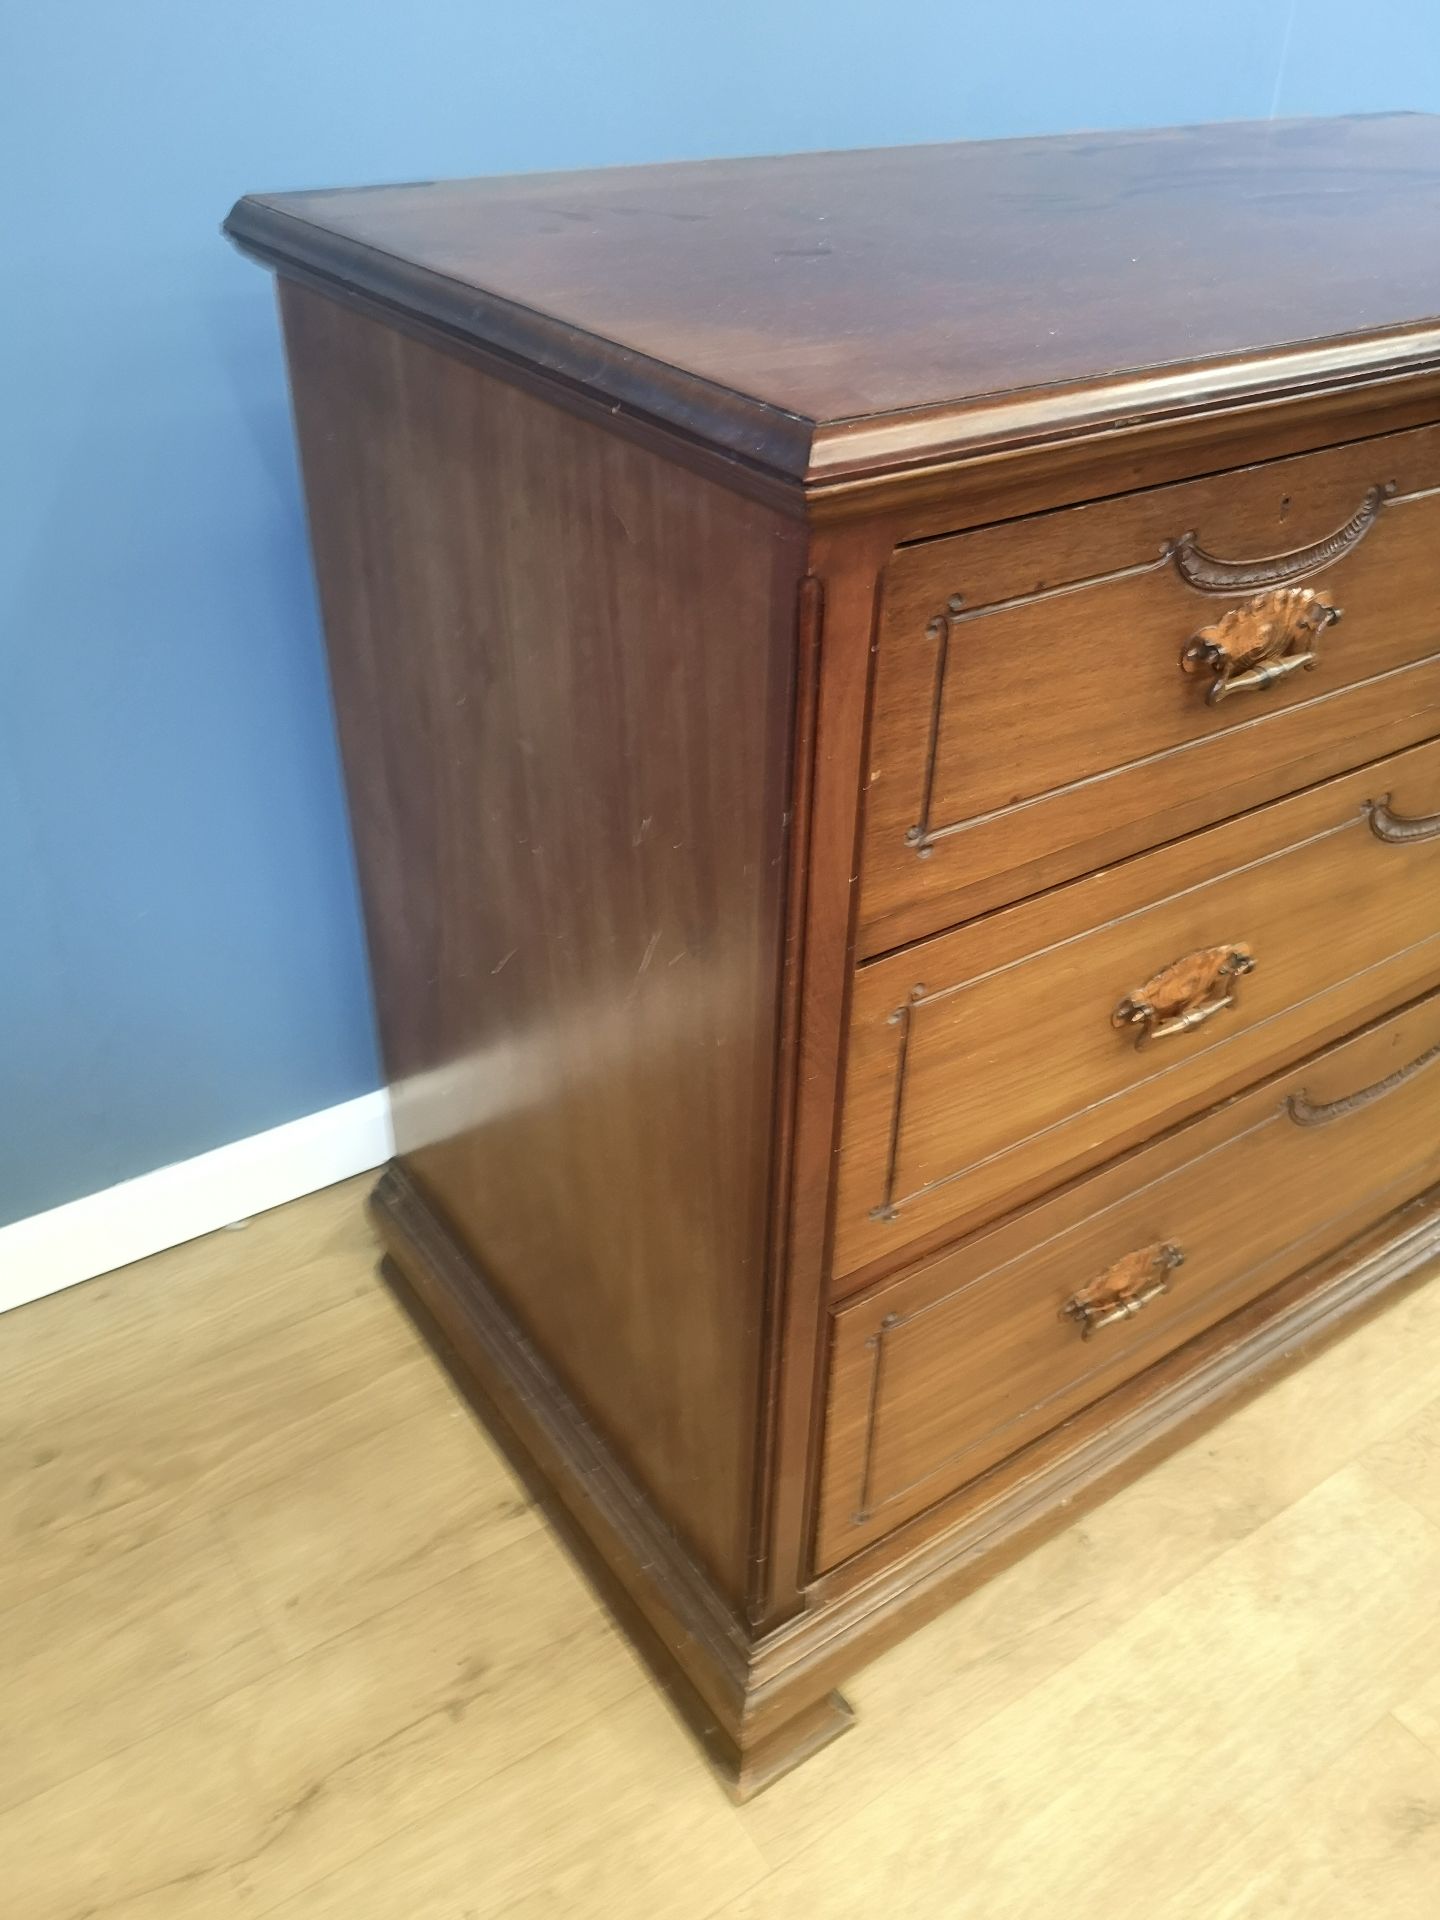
[{"left": 0, "top": 1091, "right": 394, "bottom": 1317}]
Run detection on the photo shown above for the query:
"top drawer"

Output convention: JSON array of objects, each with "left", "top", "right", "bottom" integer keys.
[{"left": 859, "top": 425, "right": 1440, "bottom": 956}]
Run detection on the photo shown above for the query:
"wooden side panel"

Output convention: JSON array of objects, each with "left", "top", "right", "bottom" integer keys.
[{"left": 279, "top": 283, "right": 805, "bottom": 1599}]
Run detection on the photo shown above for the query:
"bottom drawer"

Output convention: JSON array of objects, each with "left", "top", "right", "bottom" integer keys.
[{"left": 815, "top": 990, "right": 1440, "bottom": 1571}]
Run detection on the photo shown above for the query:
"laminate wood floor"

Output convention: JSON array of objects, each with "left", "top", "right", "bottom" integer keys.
[{"left": 5, "top": 1177, "right": 1439, "bottom": 1918}]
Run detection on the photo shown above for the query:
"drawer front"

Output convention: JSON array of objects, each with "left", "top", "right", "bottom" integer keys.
[
  {"left": 835, "top": 736, "right": 1440, "bottom": 1277},
  {"left": 816, "top": 991, "right": 1440, "bottom": 1570},
  {"left": 860, "top": 425, "right": 1440, "bottom": 956}
]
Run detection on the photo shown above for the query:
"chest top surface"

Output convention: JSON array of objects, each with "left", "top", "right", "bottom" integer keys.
[{"left": 227, "top": 115, "right": 1440, "bottom": 483}]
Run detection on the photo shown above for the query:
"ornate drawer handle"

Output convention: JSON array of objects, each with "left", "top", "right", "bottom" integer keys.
[
  {"left": 1112, "top": 942, "right": 1254, "bottom": 1051},
  {"left": 1286, "top": 1040, "right": 1440, "bottom": 1127},
  {"left": 1364, "top": 795, "right": 1440, "bottom": 845},
  {"left": 1064, "top": 1243, "right": 1185, "bottom": 1339},
  {"left": 1171, "top": 482, "right": 1393, "bottom": 592},
  {"left": 1181, "top": 587, "right": 1340, "bottom": 706}
]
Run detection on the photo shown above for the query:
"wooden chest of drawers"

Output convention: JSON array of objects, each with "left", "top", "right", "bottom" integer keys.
[{"left": 227, "top": 116, "right": 1440, "bottom": 1796}]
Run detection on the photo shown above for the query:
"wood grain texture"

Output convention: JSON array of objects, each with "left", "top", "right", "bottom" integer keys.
[
  {"left": 1363, "top": 1388, "right": 1440, "bottom": 1534},
  {"left": 226, "top": 116, "right": 1440, "bottom": 486},
  {"left": 369, "top": 1162, "right": 759, "bottom": 1764},
  {"left": 0, "top": 1516, "right": 275, "bottom": 1816},
  {"left": 861, "top": 425, "right": 1440, "bottom": 951},
  {"left": 726, "top": 1466, "right": 1440, "bottom": 1920},
  {"left": 8, "top": 1182, "right": 1440, "bottom": 1918},
  {"left": 371, "top": 1048, "right": 1440, "bottom": 1777},
  {"left": 1166, "top": 1716, "right": 1440, "bottom": 1920},
  {"left": 280, "top": 281, "right": 804, "bottom": 1599},
  {"left": 0, "top": 1260, "right": 440, "bottom": 1576},
  {"left": 819, "top": 991, "right": 1440, "bottom": 1567},
  {"left": 815, "top": 371, "right": 1440, "bottom": 537},
  {"left": 1396, "top": 1659, "right": 1440, "bottom": 1763},
  {"left": 750, "top": 521, "right": 894, "bottom": 1629},
  {"left": 837, "top": 737, "right": 1440, "bottom": 1275},
  {"left": 231, "top": 123, "right": 1440, "bottom": 1794},
  {"left": 215, "top": 1398, "right": 542, "bottom": 1658},
  {"left": 744, "top": 1251, "right": 1440, "bottom": 1869}
]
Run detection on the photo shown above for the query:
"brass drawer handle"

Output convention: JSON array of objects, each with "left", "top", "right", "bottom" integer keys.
[
  {"left": 1181, "top": 587, "right": 1340, "bottom": 706},
  {"left": 1364, "top": 795, "right": 1440, "bottom": 845},
  {"left": 1064, "top": 1243, "right": 1185, "bottom": 1339},
  {"left": 1171, "top": 482, "right": 1393, "bottom": 592},
  {"left": 1112, "top": 943, "right": 1254, "bottom": 1051},
  {"left": 1286, "top": 1040, "right": 1440, "bottom": 1127}
]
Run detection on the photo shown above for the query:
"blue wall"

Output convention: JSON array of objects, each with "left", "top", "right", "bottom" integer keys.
[{"left": 5, "top": 2, "right": 1438, "bottom": 1225}]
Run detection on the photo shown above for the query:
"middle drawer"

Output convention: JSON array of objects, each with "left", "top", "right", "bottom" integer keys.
[{"left": 833, "top": 734, "right": 1440, "bottom": 1279}]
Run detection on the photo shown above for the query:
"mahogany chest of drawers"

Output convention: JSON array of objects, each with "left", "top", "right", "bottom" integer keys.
[{"left": 227, "top": 115, "right": 1440, "bottom": 1796}]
